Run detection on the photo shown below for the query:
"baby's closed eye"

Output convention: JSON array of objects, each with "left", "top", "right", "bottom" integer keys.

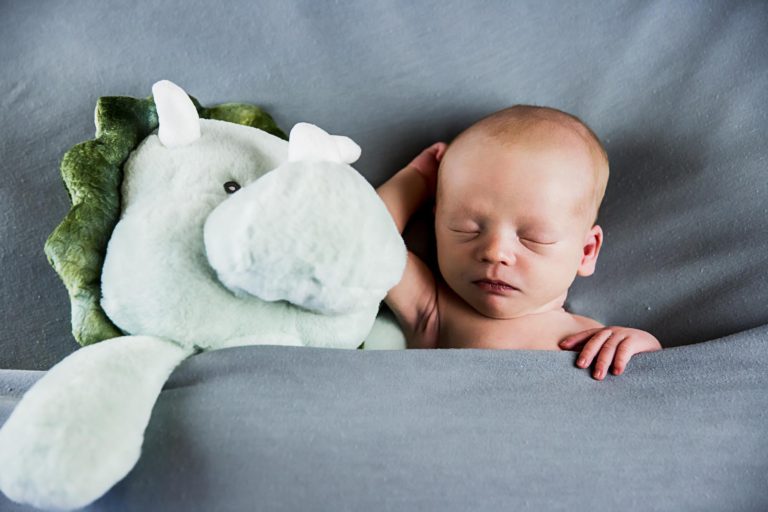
[
  {"left": 449, "top": 232, "right": 558, "bottom": 249},
  {"left": 522, "top": 238, "right": 557, "bottom": 245}
]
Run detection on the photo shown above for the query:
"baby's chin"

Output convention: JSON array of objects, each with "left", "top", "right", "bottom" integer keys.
[
  {"left": 463, "top": 287, "right": 566, "bottom": 320},
  {"left": 463, "top": 291, "right": 529, "bottom": 320}
]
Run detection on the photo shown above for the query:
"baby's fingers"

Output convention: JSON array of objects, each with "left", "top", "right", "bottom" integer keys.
[
  {"left": 609, "top": 339, "right": 639, "bottom": 376},
  {"left": 574, "top": 329, "right": 615, "bottom": 371},
  {"left": 592, "top": 335, "right": 633, "bottom": 380},
  {"left": 559, "top": 328, "right": 603, "bottom": 350},
  {"left": 433, "top": 142, "right": 447, "bottom": 162}
]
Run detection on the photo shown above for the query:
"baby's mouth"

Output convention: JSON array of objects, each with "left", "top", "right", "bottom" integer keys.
[{"left": 474, "top": 280, "right": 519, "bottom": 293}]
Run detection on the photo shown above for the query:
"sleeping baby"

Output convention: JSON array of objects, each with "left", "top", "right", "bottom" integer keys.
[{"left": 376, "top": 105, "right": 662, "bottom": 380}]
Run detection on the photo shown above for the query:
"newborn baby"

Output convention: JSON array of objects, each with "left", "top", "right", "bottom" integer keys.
[{"left": 376, "top": 105, "right": 662, "bottom": 380}]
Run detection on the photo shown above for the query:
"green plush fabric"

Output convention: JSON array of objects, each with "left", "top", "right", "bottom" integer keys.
[{"left": 44, "top": 94, "right": 286, "bottom": 347}]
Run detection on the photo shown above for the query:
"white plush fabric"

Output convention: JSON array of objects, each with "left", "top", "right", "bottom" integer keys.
[
  {"left": 152, "top": 80, "right": 201, "bottom": 147},
  {"left": 0, "top": 79, "right": 408, "bottom": 511},
  {"left": 0, "top": 336, "right": 192, "bottom": 510},
  {"left": 204, "top": 123, "right": 404, "bottom": 316},
  {"left": 286, "top": 122, "right": 361, "bottom": 164},
  {"left": 101, "top": 113, "right": 404, "bottom": 350},
  {"left": 363, "top": 306, "right": 407, "bottom": 350}
]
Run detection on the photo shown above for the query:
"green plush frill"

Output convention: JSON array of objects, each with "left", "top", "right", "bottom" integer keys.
[{"left": 44, "top": 92, "right": 286, "bottom": 347}]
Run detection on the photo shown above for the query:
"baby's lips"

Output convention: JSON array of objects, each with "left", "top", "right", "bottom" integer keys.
[{"left": 473, "top": 278, "right": 519, "bottom": 290}]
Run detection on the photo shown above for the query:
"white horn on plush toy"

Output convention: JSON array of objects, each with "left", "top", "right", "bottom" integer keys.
[
  {"left": 151, "top": 80, "right": 201, "bottom": 148},
  {"left": 287, "top": 122, "right": 361, "bottom": 164}
]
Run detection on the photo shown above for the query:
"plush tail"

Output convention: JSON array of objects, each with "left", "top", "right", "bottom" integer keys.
[{"left": 0, "top": 335, "right": 193, "bottom": 511}]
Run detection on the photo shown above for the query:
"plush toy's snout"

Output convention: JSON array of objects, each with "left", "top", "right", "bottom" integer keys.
[{"left": 204, "top": 123, "right": 406, "bottom": 316}]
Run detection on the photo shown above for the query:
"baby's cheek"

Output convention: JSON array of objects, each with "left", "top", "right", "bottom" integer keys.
[{"left": 530, "top": 257, "right": 573, "bottom": 291}]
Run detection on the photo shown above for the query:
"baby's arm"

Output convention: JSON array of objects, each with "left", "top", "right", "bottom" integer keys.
[
  {"left": 558, "top": 327, "right": 663, "bottom": 380},
  {"left": 376, "top": 143, "right": 446, "bottom": 348}
]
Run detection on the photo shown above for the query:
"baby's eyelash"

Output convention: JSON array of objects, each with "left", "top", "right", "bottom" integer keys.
[
  {"left": 450, "top": 229, "right": 557, "bottom": 245},
  {"left": 448, "top": 228, "right": 557, "bottom": 245}
]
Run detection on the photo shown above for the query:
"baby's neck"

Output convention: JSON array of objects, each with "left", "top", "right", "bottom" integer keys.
[
  {"left": 436, "top": 279, "right": 582, "bottom": 351},
  {"left": 473, "top": 292, "right": 569, "bottom": 320}
]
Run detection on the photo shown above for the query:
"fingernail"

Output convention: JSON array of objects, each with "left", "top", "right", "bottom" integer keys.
[
  {"left": 577, "top": 358, "right": 586, "bottom": 367},
  {"left": 595, "top": 369, "right": 603, "bottom": 379}
]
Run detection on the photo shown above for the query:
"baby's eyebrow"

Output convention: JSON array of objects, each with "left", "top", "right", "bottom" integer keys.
[
  {"left": 523, "top": 218, "right": 561, "bottom": 230},
  {"left": 450, "top": 203, "right": 482, "bottom": 215},
  {"left": 443, "top": 209, "right": 478, "bottom": 221},
  {"left": 449, "top": 213, "right": 561, "bottom": 232}
]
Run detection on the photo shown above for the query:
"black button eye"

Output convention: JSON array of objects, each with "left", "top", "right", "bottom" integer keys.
[{"left": 224, "top": 181, "right": 241, "bottom": 194}]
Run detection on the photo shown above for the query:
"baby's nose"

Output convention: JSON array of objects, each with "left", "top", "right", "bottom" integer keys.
[{"left": 478, "top": 235, "right": 517, "bottom": 265}]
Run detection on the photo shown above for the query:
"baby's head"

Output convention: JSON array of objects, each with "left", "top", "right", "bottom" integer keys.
[{"left": 433, "top": 105, "right": 609, "bottom": 319}]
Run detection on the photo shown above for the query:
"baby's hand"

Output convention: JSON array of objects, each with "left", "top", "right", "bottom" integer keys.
[
  {"left": 558, "top": 327, "right": 662, "bottom": 380},
  {"left": 407, "top": 142, "right": 447, "bottom": 197}
]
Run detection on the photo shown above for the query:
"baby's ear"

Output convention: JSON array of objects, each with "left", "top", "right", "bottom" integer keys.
[{"left": 577, "top": 225, "right": 603, "bottom": 277}]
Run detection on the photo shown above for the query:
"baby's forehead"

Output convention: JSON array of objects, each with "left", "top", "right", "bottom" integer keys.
[
  {"left": 440, "top": 148, "right": 595, "bottom": 226},
  {"left": 447, "top": 185, "right": 576, "bottom": 217},
  {"left": 443, "top": 140, "right": 592, "bottom": 190}
]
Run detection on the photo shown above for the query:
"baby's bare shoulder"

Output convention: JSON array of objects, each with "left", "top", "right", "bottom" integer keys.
[{"left": 570, "top": 313, "right": 604, "bottom": 331}]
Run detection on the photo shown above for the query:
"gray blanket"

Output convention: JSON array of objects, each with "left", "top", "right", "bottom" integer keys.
[
  {"left": 1, "top": 326, "right": 767, "bottom": 512},
  {"left": 2, "top": 0, "right": 767, "bottom": 510}
]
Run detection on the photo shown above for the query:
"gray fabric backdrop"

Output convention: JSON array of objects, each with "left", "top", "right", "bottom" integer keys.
[{"left": 1, "top": 0, "right": 767, "bottom": 369}]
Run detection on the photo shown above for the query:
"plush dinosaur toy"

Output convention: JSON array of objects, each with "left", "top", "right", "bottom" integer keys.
[{"left": 0, "top": 80, "right": 407, "bottom": 511}]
